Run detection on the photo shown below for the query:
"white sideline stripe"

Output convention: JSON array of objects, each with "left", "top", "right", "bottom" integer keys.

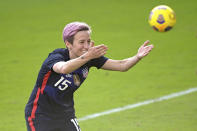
[{"left": 78, "top": 87, "right": 197, "bottom": 122}]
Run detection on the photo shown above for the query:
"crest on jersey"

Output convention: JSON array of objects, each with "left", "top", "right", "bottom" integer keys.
[
  {"left": 82, "top": 68, "right": 88, "bottom": 78},
  {"left": 73, "top": 74, "right": 80, "bottom": 86}
]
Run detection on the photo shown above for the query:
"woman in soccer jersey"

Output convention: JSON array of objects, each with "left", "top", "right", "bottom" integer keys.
[{"left": 25, "top": 22, "right": 153, "bottom": 131}]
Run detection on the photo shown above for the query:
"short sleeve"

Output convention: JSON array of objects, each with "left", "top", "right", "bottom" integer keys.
[
  {"left": 88, "top": 56, "right": 108, "bottom": 69},
  {"left": 44, "top": 52, "right": 65, "bottom": 71}
]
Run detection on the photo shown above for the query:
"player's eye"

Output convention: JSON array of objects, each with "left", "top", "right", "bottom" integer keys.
[
  {"left": 79, "top": 41, "right": 85, "bottom": 44},
  {"left": 87, "top": 40, "right": 91, "bottom": 44}
]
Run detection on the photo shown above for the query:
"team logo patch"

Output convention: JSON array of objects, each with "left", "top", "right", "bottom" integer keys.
[
  {"left": 73, "top": 74, "right": 81, "bottom": 86},
  {"left": 82, "top": 68, "right": 88, "bottom": 78},
  {"left": 66, "top": 74, "right": 72, "bottom": 78}
]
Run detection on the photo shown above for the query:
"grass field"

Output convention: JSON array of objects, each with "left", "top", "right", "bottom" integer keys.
[{"left": 0, "top": 0, "right": 197, "bottom": 130}]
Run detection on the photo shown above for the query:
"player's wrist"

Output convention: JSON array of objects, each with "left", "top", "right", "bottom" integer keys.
[
  {"left": 80, "top": 53, "right": 91, "bottom": 61},
  {"left": 135, "top": 55, "right": 142, "bottom": 60}
]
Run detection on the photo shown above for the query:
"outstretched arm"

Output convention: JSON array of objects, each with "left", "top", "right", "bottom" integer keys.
[
  {"left": 53, "top": 42, "right": 108, "bottom": 74},
  {"left": 101, "top": 40, "right": 154, "bottom": 72}
]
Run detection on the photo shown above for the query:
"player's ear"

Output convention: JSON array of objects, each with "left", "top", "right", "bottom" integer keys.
[{"left": 66, "top": 41, "right": 72, "bottom": 50}]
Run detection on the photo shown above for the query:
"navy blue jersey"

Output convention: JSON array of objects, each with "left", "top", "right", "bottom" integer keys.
[{"left": 25, "top": 48, "right": 108, "bottom": 121}]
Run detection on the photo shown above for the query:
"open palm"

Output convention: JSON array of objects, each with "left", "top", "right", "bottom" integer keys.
[{"left": 137, "top": 40, "right": 154, "bottom": 59}]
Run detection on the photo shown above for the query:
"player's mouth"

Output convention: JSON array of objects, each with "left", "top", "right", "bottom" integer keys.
[{"left": 82, "top": 50, "right": 88, "bottom": 53}]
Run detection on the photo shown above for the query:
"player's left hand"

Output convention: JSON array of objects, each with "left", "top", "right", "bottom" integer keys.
[{"left": 137, "top": 40, "right": 154, "bottom": 59}]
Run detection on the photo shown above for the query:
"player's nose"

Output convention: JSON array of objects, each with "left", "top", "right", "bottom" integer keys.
[{"left": 84, "top": 42, "right": 89, "bottom": 49}]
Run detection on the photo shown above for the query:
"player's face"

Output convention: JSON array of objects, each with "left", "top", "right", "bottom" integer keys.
[{"left": 68, "top": 30, "right": 91, "bottom": 59}]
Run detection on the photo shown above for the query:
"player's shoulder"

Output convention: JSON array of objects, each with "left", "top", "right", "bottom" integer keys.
[
  {"left": 48, "top": 48, "right": 69, "bottom": 58},
  {"left": 41, "top": 48, "right": 69, "bottom": 71},
  {"left": 50, "top": 48, "right": 68, "bottom": 55}
]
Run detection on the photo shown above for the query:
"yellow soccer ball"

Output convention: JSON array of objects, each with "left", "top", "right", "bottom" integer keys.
[{"left": 149, "top": 5, "right": 176, "bottom": 32}]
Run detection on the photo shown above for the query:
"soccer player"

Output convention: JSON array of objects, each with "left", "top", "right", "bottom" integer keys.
[{"left": 25, "top": 21, "right": 153, "bottom": 131}]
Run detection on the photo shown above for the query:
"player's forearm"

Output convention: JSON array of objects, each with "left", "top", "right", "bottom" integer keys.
[
  {"left": 62, "top": 56, "right": 89, "bottom": 74},
  {"left": 54, "top": 54, "right": 90, "bottom": 74},
  {"left": 121, "top": 55, "right": 141, "bottom": 72}
]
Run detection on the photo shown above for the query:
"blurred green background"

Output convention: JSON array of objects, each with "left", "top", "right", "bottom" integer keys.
[{"left": 0, "top": 0, "right": 197, "bottom": 130}]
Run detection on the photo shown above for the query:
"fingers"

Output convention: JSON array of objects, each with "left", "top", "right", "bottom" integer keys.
[
  {"left": 94, "top": 44, "right": 108, "bottom": 53},
  {"left": 140, "top": 40, "right": 154, "bottom": 53},
  {"left": 144, "top": 45, "right": 153, "bottom": 54},
  {"left": 95, "top": 44, "right": 108, "bottom": 57},
  {"left": 95, "top": 44, "right": 108, "bottom": 55},
  {"left": 87, "top": 43, "right": 108, "bottom": 59},
  {"left": 95, "top": 44, "right": 107, "bottom": 49},
  {"left": 90, "top": 42, "right": 107, "bottom": 50},
  {"left": 98, "top": 48, "right": 107, "bottom": 56},
  {"left": 142, "top": 40, "right": 150, "bottom": 47},
  {"left": 137, "top": 41, "right": 154, "bottom": 59},
  {"left": 145, "top": 45, "right": 154, "bottom": 50}
]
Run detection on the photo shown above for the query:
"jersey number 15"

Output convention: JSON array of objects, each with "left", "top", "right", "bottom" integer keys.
[{"left": 54, "top": 76, "right": 71, "bottom": 91}]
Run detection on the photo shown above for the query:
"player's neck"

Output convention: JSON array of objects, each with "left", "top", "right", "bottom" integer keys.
[{"left": 69, "top": 51, "right": 78, "bottom": 59}]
